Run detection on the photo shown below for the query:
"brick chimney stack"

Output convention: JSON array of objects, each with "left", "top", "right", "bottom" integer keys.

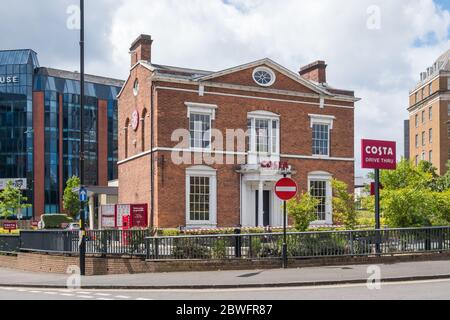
[
  {"left": 299, "top": 60, "right": 327, "bottom": 84},
  {"left": 130, "top": 34, "right": 153, "bottom": 67}
]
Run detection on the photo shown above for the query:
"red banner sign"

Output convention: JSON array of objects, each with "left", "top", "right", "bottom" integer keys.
[
  {"left": 130, "top": 204, "right": 148, "bottom": 228},
  {"left": 361, "top": 139, "right": 397, "bottom": 170},
  {"left": 3, "top": 222, "right": 17, "bottom": 231}
]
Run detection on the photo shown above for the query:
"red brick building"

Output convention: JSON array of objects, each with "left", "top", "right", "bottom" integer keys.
[{"left": 118, "top": 34, "right": 358, "bottom": 229}]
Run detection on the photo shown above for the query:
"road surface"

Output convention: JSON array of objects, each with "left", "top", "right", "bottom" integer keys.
[{"left": 2, "top": 278, "right": 450, "bottom": 300}]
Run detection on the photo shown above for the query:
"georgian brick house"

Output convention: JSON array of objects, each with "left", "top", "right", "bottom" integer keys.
[{"left": 118, "top": 34, "right": 359, "bottom": 229}]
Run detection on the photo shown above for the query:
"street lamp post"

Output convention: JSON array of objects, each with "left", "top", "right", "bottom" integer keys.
[{"left": 79, "top": 0, "right": 86, "bottom": 276}]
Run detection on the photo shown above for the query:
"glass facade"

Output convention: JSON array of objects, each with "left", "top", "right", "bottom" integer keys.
[
  {"left": 0, "top": 50, "right": 37, "bottom": 217},
  {"left": 0, "top": 49, "right": 122, "bottom": 218}
]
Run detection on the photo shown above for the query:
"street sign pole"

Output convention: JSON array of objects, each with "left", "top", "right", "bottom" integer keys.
[
  {"left": 275, "top": 174, "right": 297, "bottom": 269},
  {"left": 374, "top": 168, "right": 381, "bottom": 255},
  {"left": 79, "top": 0, "right": 86, "bottom": 276},
  {"left": 282, "top": 172, "right": 288, "bottom": 269}
]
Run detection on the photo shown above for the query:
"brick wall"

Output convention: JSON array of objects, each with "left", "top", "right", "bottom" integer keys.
[
  {"left": 118, "top": 60, "right": 355, "bottom": 228},
  {"left": 1, "top": 252, "right": 450, "bottom": 276}
]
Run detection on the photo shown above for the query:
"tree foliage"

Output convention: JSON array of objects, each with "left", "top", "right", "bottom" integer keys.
[
  {"left": 331, "top": 179, "right": 357, "bottom": 229},
  {"left": 0, "top": 181, "right": 31, "bottom": 218},
  {"left": 364, "top": 159, "right": 450, "bottom": 228},
  {"left": 63, "top": 176, "right": 80, "bottom": 218},
  {"left": 287, "top": 192, "right": 319, "bottom": 231}
]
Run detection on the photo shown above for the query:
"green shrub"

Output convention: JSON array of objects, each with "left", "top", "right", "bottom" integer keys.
[
  {"left": 172, "top": 238, "right": 210, "bottom": 259},
  {"left": 41, "top": 214, "right": 72, "bottom": 229},
  {"left": 287, "top": 193, "right": 319, "bottom": 231},
  {"left": 211, "top": 238, "right": 228, "bottom": 259}
]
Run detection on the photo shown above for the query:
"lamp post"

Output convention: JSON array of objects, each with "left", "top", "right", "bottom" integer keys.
[{"left": 79, "top": 0, "right": 86, "bottom": 276}]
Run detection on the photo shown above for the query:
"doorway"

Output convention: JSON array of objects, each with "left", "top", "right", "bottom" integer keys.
[{"left": 255, "top": 190, "right": 271, "bottom": 227}]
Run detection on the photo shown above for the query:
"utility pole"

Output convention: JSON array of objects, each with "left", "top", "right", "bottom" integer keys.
[{"left": 79, "top": 0, "right": 86, "bottom": 276}]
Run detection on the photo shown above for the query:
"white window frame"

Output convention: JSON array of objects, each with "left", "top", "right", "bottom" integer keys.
[
  {"left": 185, "top": 165, "right": 217, "bottom": 228},
  {"left": 309, "top": 114, "right": 335, "bottom": 158},
  {"left": 247, "top": 111, "right": 280, "bottom": 156},
  {"left": 429, "top": 128, "right": 433, "bottom": 144},
  {"left": 185, "top": 102, "right": 218, "bottom": 151},
  {"left": 252, "top": 66, "right": 276, "bottom": 87},
  {"left": 308, "top": 171, "right": 333, "bottom": 225}
]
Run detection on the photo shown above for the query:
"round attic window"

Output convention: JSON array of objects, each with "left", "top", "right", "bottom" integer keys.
[
  {"left": 133, "top": 79, "right": 139, "bottom": 96},
  {"left": 252, "top": 67, "right": 276, "bottom": 87}
]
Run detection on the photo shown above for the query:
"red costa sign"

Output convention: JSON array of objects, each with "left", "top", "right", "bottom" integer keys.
[
  {"left": 361, "top": 139, "right": 397, "bottom": 170},
  {"left": 3, "top": 222, "right": 17, "bottom": 231}
]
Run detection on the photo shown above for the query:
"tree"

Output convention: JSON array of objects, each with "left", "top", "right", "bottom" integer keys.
[
  {"left": 331, "top": 179, "right": 357, "bottom": 229},
  {"left": 0, "top": 181, "right": 31, "bottom": 218},
  {"left": 287, "top": 193, "right": 319, "bottom": 231},
  {"left": 363, "top": 159, "right": 450, "bottom": 228},
  {"left": 63, "top": 176, "right": 80, "bottom": 218}
]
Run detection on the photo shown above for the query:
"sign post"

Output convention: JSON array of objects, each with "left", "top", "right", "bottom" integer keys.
[
  {"left": 361, "top": 139, "right": 397, "bottom": 255},
  {"left": 79, "top": 0, "right": 86, "bottom": 277},
  {"left": 275, "top": 176, "right": 298, "bottom": 269},
  {"left": 3, "top": 222, "right": 17, "bottom": 233}
]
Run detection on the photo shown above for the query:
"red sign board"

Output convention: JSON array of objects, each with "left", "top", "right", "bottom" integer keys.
[
  {"left": 275, "top": 178, "right": 298, "bottom": 201},
  {"left": 130, "top": 204, "right": 148, "bottom": 228},
  {"left": 361, "top": 139, "right": 397, "bottom": 170},
  {"left": 3, "top": 222, "right": 17, "bottom": 231},
  {"left": 370, "top": 182, "right": 384, "bottom": 196}
]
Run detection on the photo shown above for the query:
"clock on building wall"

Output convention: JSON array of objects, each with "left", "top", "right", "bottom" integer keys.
[{"left": 131, "top": 110, "right": 140, "bottom": 131}]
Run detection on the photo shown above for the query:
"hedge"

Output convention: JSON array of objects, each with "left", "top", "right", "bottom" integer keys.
[{"left": 41, "top": 214, "right": 73, "bottom": 229}]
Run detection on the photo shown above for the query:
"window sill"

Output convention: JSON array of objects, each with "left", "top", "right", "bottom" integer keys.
[{"left": 186, "top": 223, "right": 217, "bottom": 229}]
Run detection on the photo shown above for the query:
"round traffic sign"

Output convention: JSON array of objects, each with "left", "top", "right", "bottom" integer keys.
[{"left": 275, "top": 178, "right": 298, "bottom": 201}]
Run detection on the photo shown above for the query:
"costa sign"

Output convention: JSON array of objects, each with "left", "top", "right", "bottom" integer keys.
[{"left": 361, "top": 139, "right": 396, "bottom": 170}]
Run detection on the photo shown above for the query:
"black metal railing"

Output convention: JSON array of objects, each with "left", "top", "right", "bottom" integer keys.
[
  {"left": 145, "top": 226, "right": 450, "bottom": 260},
  {"left": 0, "top": 235, "right": 21, "bottom": 253},
  {"left": 20, "top": 229, "right": 150, "bottom": 256},
  {"left": 6, "top": 227, "right": 450, "bottom": 260}
]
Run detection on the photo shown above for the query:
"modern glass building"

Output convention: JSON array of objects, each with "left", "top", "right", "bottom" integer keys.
[{"left": 0, "top": 49, "right": 123, "bottom": 219}]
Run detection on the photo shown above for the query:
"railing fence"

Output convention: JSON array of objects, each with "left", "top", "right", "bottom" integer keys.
[{"left": 2, "top": 227, "right": 450, "bottom": 260}]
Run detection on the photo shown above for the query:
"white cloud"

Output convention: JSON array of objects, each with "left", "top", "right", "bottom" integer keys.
[{"left": 108, "top": 0, "right": 450, "bottom": 176}]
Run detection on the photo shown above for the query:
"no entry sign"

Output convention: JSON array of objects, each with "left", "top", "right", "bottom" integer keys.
[
  {"left": 361, "top": 139, "right": 397, "bottom": 170},
  {"left": 275, "top": 178, "right": 298, "bottom": 201}
]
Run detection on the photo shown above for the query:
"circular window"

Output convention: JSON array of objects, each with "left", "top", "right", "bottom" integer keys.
[
  {"left": 133, "top": 79, "right": 139, "bottom": 96},
  {"left": 252, "top": 67, "right": 276, "bottom": 87}
]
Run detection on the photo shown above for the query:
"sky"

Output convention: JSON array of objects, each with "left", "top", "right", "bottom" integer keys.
[{"left": 1, "top": 0, "right": 449, "bottom": 177}]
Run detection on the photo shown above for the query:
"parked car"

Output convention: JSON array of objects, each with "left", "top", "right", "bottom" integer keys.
[{"left": 65, "top": 223, "right": 80, "bottom": 231}]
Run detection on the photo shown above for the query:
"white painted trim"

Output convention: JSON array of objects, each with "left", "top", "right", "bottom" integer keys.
[
  {"left": 247, "top": 110, "right": 280, "bottom": 119},
  {"left": 308, "top": 171, "right": 333, "bottom": 225},
  {"left": 155, "top": 86, "right": 356, "bottom": 109},
  {"left": 117, "top": 149, "right": 152, "bottom": 165},
  {"left": 309, "top": 114, "right": 336, "bottom": 129},
  {"left": 194, "top": 58, "right": 331, "bottom": 96},
  {"left": 152, "top": 76, "right": 359, "bottom": 103},
  {"left": 185, "top": 165, "right": 217, "bottom": 227},
  {"left": 117, "top": 147, "right": 355, "bottom": 165}
]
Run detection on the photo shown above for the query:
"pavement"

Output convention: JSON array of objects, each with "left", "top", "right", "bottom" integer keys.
[{"left": 0, "top": 259, "right": 450, "bottom": 289}]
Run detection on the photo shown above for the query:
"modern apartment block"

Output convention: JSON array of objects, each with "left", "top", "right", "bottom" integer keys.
[
  {"left": 0, "top": 49, "right": 123, "bottom": 219},
  {"left": 118, "top": 35, "right": 359, "bottom": 229},
  {"left": 408, "top": 50, "right": 450, "bottom": 175}
]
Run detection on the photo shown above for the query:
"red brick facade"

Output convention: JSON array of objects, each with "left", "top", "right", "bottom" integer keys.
[{"left": 118, "top": 35, "right": 358, "bottom": 229}]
